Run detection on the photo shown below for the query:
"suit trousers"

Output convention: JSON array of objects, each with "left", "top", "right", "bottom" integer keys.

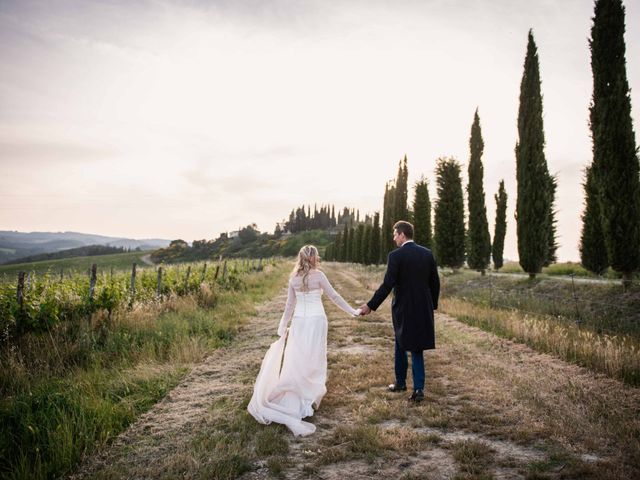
[{"left": 394, "top": 336, "right": 425, "bottom": 390}]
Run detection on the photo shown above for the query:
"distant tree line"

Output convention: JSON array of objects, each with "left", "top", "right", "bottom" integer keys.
[{"left": 279, "top": 204, "right": 374, "bottom": 235}]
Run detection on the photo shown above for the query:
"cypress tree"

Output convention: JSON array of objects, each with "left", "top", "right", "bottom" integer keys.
[
  {"left": 324, "top": 243, "right": 333, "bottom": 262},
  {"left": 492, "top": 180, "right": 508, "bottom": 270},
  {"left": 361, "top": 225, "right": 372, "bottom": 264},
  {"left": 370, "top": 212, "right": 381, "bottom": 265},
  {"left": 349, "top": 226, "right": 357, "bottom": 262},
  {"left": 341, "top": 224, "right": 349, "bottom": 262},
  {"left": 355, "top": 224, "right": 366, "bottom": 264},
  {"left": 580, "top": 166, "right": 609, "bottom": 275},
  {"left": 515, "top": 30, "right": 555, "bottom": 278},
  {"left": 590, "top": 0, "right": 640, "bottom": 286},
  {"left": 413, "top": 177, "right": 433, "bottom": 248},
  {"left": 467, "top": 109, "right": 492, "bottom": 274},
  {"left": 334, "top": 231, "right": 342, "bottom": 262},
  {"left": 395, "top": 156, "right": 409, "bottom": 222},
  {"left": 381, "top": 182, "right": 396, "bottom": 259},
  {"left": 434, "top": 157, "right": 466, "bottom": 270}
]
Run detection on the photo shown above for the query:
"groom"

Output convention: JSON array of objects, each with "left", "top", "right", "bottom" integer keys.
[{"left": 360, "top": 221, "right": 440, "bottom": 402}]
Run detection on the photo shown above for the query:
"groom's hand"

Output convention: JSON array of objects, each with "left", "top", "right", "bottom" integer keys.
[{"left": 359, "top": 304, "right": 371, "bottom": 315}]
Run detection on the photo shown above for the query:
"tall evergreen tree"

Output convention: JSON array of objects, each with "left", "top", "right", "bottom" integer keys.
[
  {"left": 324, "top": 243, "right": 333, "bottom": 262},
  {"left": 580, "top": 166, "right": 609, "bottom": 275},
  {"left": 361, "top": 225, "right": 372, "bottom": 264},
  {"left": 590, "top": 0, "right": 640, "bottom": 286},
  {"left": 349, "top": 226, "right": 357, "bottom": 262},
  {"left": 341, "top": 224, "right": 349, "bottom": 262},
  {"left": 381, "top": 182, "right": 396, "bottom": 259},
  {"left": 370, "top": 212, "right": 381, "bottom": 265},
  {"left": 354, "top": 224, "right": 365, "bottom": 264},
  {"left": 394, "top": 156, "right": 409, "bottom": 221},
  {"left": 492, "top": 180, "right": 508, "bottom": 270},
  {"left": 413, "top": 177, "right": 433, "bottom": 248},
  {"left": 434, "top": 157, "right": 466, "bottom": 270},
  {"left": 334, "top": 231, "right": 343, "bottom": 262},
  {"left": 467, "top": 109, "right": 492, "bottom": 274},
  {"left": 515, "top": 30, "right": 555, "bottom": 278}
]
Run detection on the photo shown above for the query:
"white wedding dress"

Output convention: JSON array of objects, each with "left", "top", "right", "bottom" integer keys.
[{"left": 247, "top": 269, "right": 358, "bottom": 436}]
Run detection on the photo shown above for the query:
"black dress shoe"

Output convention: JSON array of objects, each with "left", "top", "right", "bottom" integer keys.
[
  {"left": 409, "top": 389, "right": 424, "bottom": 402},
  {"left": 388, "top": 383, "right": 407, "bottom": 392}
]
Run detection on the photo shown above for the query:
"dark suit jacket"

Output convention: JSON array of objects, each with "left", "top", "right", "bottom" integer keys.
[{"left": 367, "top": 241, "right": 440, "bottom": 351}]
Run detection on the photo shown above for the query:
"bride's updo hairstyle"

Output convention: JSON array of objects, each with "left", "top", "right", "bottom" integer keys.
[{"left": 292, "top": 245, "right": 319, "bottom": 290}]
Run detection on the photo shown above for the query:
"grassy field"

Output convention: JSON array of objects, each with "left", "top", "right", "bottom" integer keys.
[
  {"left": 439, "top": 269, "right": 640, "bottom": 385},
  {"left": 0, "top": 250, "right": 156, "bottom": 278},
  {"left": 65, "top": 262, "right": 639, "bottom": 480},
  {"left": 440, "top": 269, "right": 640, "bottom": 336},
  {"left": 0, "top": 260, "right": 291, "bottom": 480}
]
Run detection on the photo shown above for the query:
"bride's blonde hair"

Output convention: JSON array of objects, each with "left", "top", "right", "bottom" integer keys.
[{"left": 291, "top": 245, "right": 319, "bottom": 289}]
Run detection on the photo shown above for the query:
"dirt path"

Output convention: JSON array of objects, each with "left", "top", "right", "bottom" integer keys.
[{"left": 69, "top": 263, "right": 640, "bottom": 479}]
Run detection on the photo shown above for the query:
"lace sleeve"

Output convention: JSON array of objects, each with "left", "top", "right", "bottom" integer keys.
[
  {"left": 277, "top": 279, "right": 296, "bottom": 336},
  {"left": 319, "top": 271, "right": 358, "bottom": 316}
]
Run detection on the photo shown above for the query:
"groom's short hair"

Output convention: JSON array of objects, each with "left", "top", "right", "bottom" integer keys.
[{"left": 393, "top": 221, "right": 414, "bottom": 239}]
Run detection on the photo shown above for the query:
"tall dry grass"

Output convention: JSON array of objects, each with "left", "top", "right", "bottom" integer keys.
[{"left": 441, "top": 297, "right": 640, "bottom": 385}]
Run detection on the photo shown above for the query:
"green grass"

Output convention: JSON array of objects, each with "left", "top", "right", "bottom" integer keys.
[
  {"left": 498, "top": 261, "right": 639, "bottom": 280},
  {"left": 0, "top": 261, "right": 290, "bottom": 480},
  {"left": 186, "top": 398, "right": 290, "bottom": 480},
  {"left": 0, "top": 250, "right": 155, "bottom": 278}
]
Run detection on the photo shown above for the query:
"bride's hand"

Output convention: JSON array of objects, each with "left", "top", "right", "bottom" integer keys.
[{"left": 353, "top": 308, "right": 362, "bottom": 317}]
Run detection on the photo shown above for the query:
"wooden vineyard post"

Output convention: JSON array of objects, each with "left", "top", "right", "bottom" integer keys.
[
  {"left": 214, "top": 264, "right": 220, "bottom": 280},
  {"left": 222, "top": 261, "right": 228, "bottom": 280},
  {"left": 156, "top": 267, "right": 163, "bottom": 299},
  {"left": 89, "top": 263, "right": 97, "bottom": 301},
  {"left": 130, "top": 263, "right": 137, "bottom": 300},
  {"left": 16, "top": 271, "right": 25, "bottom": 333},
  {"left": 200, "top": 262, "right": 207, "bottom": 283},
  {"left": 184, "top": 265, "right": 191, "bottom": 293}
]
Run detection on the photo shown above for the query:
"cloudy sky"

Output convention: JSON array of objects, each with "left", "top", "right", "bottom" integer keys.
[{"left": 1, "top": 0, "right": 638, "bottom": 261}]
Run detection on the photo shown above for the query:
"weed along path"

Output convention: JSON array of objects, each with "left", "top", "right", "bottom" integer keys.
[
  {"left": 70, "top": 263, "right": 640, "bottom": 480},
  {"left": 68, "top": 286, "right": 289, "bottom": 479}
]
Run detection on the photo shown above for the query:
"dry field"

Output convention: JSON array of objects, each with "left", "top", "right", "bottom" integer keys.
[{"left": 69, "top": 263, "right": 640, "bottom": 480}]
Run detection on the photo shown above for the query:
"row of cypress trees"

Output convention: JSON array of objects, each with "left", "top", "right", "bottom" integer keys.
[
  {"left": 324, "top": 142, "right": 508, "bottom": 272},
  {"left": 327, "top": 0, "right": 638, "bottom": 284}
]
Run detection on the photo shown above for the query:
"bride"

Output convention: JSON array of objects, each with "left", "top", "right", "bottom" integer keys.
[{"left": 247, "top": 245, "right": 359, "bottom": 436}]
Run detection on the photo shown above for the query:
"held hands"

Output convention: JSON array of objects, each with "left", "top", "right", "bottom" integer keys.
[{"left": 358, "top": 304, "right": 372, "bottom": 316}]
